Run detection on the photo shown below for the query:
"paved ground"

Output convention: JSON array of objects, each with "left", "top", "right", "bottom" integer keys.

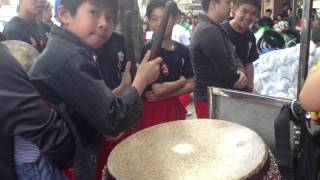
[{"left": 186, "top": 95, "right": 197, "bottom": 120}]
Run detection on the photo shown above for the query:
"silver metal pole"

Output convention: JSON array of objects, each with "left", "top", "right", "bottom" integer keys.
[
  {"left": 292, "top": 0, "right": 297, "bottom": 17},
  {"left": 297, "top": 0, "right": 313, "bottom": 98}
]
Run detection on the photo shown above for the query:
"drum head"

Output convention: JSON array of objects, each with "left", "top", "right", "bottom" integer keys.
[
  {"left": 108, "top": 119, "right": 268, "bottom": 180},
  {"left": 1, "top": 40, "right": 39, "bottom": 71}
]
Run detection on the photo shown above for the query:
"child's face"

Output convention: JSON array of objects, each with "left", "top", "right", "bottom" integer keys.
[
  {"left": 60, "top": 1, "right": 114, "bottom": 49},
  {"left": 43, "top": 6, "right": 53, "bottom": 22},
  {"left": 277, "top": 15, "right": 282, "bottom": 21},
  {"left": 212, "top": 0, "right": 232, "bottom": 22},
  {"left": 22, "top": 0, "right": 45, "bottom": 15},
  {"left": 233, "top": 4, "right": 259, "bottom": 30},
  {"left": 149, "top": 7, "right": 176, "bottom": 38}
]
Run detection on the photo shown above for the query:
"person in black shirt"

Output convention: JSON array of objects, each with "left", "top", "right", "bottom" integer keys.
[
  {"left": 3, "top": 0, "right": 50, "bottom": 52},
  {"left": 98, "top": 32, "right": 128, "bottom": 91},
  {"left": 190, "top": 0, "right": 248, "bottom": 118},
  {"left": 41, "top": 1, "right": 54, "bottom": 25},
  {"left": 221, "top": 0, "right": 260, "bottom": 90},
  {"left": 95, "top": 32, "right": 130, "bottom": 180},
  {"left": 138, "top": 0, "right": 194, "bottom": 129}
]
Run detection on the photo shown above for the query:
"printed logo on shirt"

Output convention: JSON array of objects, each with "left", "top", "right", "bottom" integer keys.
[
  {"left": 161, "top": 63, "right": 169, "bottom": 77},
  {"left": 39, "top": 40, "right": 46, "bottom": 49},
  {"left": 117, "top": 51, "right": 124, "bottom": 71},
  {"left": 247, "top": 42, "right": 252, "bottom": 58},
  {"left": 92, "top": 54, "right": 97, "bottom": 63},
  {"left": 181, "top": 57, "right": 185, "bottom": 73},
  {"left": 30, "top": 37, "right": 37, "bottom": 48}
]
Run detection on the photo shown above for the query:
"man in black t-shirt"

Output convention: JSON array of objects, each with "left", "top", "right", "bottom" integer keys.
[
  {"left": 221, "top": 0, "right": 260, "bottom": 90},
  {"left": 3, "top": 0, "right": 50, "bottom": 53}
]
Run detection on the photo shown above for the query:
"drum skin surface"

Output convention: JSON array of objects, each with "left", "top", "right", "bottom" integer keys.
[
  {"left": 107, "top": 119, "right": 268, "bottom": 180},
  {"left": 1, "top": 40, "right": 39, "bottom": 71}
]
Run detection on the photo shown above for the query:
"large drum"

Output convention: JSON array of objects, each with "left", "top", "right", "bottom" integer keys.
[
  {"left": 1, "top": 40, "right": 39, "bottom": 71},
  {"left": 107, "top": 119, "right": 281, "bottom": 180}
]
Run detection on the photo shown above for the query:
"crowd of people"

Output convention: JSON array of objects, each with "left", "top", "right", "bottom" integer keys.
[{"left": 0, "top": 0, "right": 320, "bottom": 180}]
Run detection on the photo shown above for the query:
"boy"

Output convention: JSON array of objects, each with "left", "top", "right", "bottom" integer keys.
[
  {"left": 3, "top": 0, "right": 50, "bottom": 52},
  {"left": 138, "top": 0, "right": 194, "bottom": 129},
  {"left": 189, "top": 0, "right": 248, "bottom": 118},
  {"left": 0, "top": 44, "right": 74, "bottom": 180},
  {"left": 42, "top": 1, "right": 54, "bottom": 25},
  {"left": 221, "top": 0, "right": 259, "bottom": 90},
  {"left": 265, "top": 8, "right": 272, "bottom": 18},
  {"left": 29, "top": 0, "right": 162, "bottom": 180}
]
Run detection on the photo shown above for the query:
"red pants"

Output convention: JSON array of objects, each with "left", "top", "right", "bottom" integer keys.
[
  {"left": 137, "top": 97, "right": 186, "bottom": 129},
  {"left": 178, "top": 94, "right": 190, "bottom": 108},
  {"left": 194, "top": 100, "right": 208, "bottom": 119},
  {"left": 95, "top": 138, "right": 119, "bottom": 180},
  {"left": 64, "top": 169, "right": 74, "bottom": 180}
]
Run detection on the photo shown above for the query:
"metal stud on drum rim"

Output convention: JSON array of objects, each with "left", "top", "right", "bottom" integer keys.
[
  {"left": 1, "top": 40, "right": 39, "bottom": 71},
  {"left": 107, "top": 119, "right": 269, "bottom": 180}
]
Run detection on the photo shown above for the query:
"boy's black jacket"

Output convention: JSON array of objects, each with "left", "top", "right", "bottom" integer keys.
[{"left": 29, "top": 25, "right": 143, "bottom": 180}]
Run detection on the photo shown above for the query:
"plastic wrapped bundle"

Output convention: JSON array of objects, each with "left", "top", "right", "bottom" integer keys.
[{"left": 254, "top": 42, "right": 320, "bottom": 99}]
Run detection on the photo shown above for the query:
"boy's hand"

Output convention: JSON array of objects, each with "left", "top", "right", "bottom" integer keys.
[
  {"left": 132, "top": 50, "right": 162, "bottom": 96},
  {"left": 234, "top": 70, "right": 248, "bottom": 89},
  {"left": 120, "top": 61, "right": 132, "bottom": 90},
  {"left": 144, "top": 90, "right": 162, "bottom": 102},
  {"left": 179, "top": 75, "right": 187, "bottom": 84},
  {"left": 136, "top": 50, "right": 162, "bottom": 85}
]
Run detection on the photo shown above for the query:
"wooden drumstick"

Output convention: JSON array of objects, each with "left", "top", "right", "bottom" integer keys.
[
  {"left": 149, "top": 1, "right": 175, "bottom": 60},
  {"left": 123, "top": 10, "right": 137, "bottom": 77}
]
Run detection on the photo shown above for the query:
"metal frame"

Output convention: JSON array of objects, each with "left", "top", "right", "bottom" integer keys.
[
  {"left": 207, "top": 0, "right": 315, "bottom": 155},
  {"left": 297, "top": 0, "right": 313, "bottom": 96},
  {"left": 208, "top": 87, "right": 292, "bottom": 119}
]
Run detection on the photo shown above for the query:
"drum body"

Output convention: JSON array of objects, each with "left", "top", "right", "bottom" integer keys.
[
  {"left": 107, "top": 119, "right": 281, "bottom": 180},
  {"left": 1, "top": 40, "right": 39, "bottom": 71}
]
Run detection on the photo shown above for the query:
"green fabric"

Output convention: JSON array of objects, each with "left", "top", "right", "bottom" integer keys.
[{"left": 180, "top": 21, "right": 190, "bottom": 31}]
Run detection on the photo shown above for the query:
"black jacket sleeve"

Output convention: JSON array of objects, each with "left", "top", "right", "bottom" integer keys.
[
  {"left": 3, "top": 29, "right": 31, "bottom": 44},
  {"left": 0, "top": 46, "right": 74, "bottom": 169},
  {"left": 47, "top": 53, "right": 143, "bottom": 135}
]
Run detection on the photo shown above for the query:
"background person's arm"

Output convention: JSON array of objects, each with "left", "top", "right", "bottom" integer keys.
[{"left": 299, "top": 68, "right": 320, "bottom": 111}]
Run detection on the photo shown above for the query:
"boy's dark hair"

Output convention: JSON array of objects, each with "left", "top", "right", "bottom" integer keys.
[
  {"left": 258, "top": 16, "right": 274, "bottom": 28},
  {"left": 235, "top": 0, "right": 260, "bottom": 9},
  {"left": 201, "top": 0, "right": 220, "bottom": 12},
  {"left": 146, "top": 0, "right": 179, "bottom": 19},
  {"left": 61, "top": 0, "right": 118, "bottom": 16},
  {"left": 265, "top": 8, "right": 272, "bottom": 13}
]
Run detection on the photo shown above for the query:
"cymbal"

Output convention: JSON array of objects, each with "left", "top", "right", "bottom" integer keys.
[
  {"left": 1, "top": 40, "right": 39, "bottom": 71},
  {"left": 107, "top": 119, "right": 267, "bottom": 180}
]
